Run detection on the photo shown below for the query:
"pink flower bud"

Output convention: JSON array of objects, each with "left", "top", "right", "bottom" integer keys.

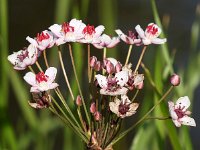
[
  {"left": 94, "top": 111, "right": 101, "bottom": 121},
  {"left": 170, "top": 74, "right": 180, "bottom": 86},
  {"left": 90, "top": 56, "right": 97, "bottom": 68},
  {"left": 115, "top": 62, "right": 122, "bottom": 73},
  {"left": 76, "top": 95, "right": 82, "bottom": 106},
  {"left": 90, "top": 102, "right": 96, "bottom": 114},
  {"left": 135, "top": 81, "right": 144, "bottom": 89},
  {"left": 106, "top": 61, "right": 115, "bottom": 74},
  {"left": 94, "top": 61, "right": 101, "bottom": 71}
]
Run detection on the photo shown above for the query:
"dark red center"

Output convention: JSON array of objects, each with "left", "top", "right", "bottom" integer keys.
[
  {"left": 146, "top": 24, "right": 158, "bottom": 35},
  {"left": 36, "top": 72, "right": 48, "bottom": 83},
  {"left": 62, "top": 22, "right": 74, "bottom": 33},
  {"left": 17, "top": 50, "right": 29, "bottom": 62},
  {"left": 128, "top": 30, "right": 138, "bottom": 39},
  {"left": 174, "top": 106, "right": 186, "bottom": 119},
  {"left": 118, "top": 103, "right": 130, "bottom": 115},
  {"left": 37, "top": 32, "right": 50, "bottom": 42},
  {"left": 83, "top": 25, "right": 95, "bottom": 35}
]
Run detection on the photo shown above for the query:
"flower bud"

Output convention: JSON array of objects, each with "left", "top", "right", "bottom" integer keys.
[
  {"left": 115, "top": 62, "right": 122, "bottom": 73},
  {"left": 106, "top": 61, "right": 115, "bottom": 74},
  {"left": 90, "top": 56, "right": 97, "bottom": 68},
  {"left": 170, "top": 74, "right": 180, "bottom": 86},
  {"left": 90, "top": 102, "right": 96, "bottom": 114},
  {"left": 135, "top": 81, "right": 144, "bottom": 90},
  {"left": 94, "top": 111, "right": 101, "bottom": 121},
  {"left": 94, "top": 61, "right": 101, "bottom": 71},
  {"left": 76, "top": 95, "right": 82, "bottom": 106}
]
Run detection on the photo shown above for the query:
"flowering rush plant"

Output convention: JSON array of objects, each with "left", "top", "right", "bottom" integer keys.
[{"left": 8, "top": 19, "right": 196, "bottom": 150}]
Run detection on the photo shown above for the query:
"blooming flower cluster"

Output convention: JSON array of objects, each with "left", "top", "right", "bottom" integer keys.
[{"left": 7, "top": 18, "right": 196, "bottom": 149}]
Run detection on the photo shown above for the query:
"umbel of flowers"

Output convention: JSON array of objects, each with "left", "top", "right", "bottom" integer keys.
[{"left": 8, "top": 19, "right": 196, "bottom": 150}]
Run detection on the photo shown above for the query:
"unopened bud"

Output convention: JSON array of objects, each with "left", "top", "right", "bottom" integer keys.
[
  {"left": 106, "top": 61, "right": 115, "bottom": 74},
  {"left": 115, "top": 62, "right": 122, "bottom": 72},
  {"left": 135, "top": 81, "right": 144, "bottom": 89},
  {"left": 90, "top": 102, "right": 96, "bottom": 114},
  {"left": 94, "top": 111, "right": 101, "bottom": 121},
  {"left": 90, "top": 56, "right": 97, "bottom": 68},
  {"left": 94, "top": 61, "right": 101, "bottom": 71},
  {"left": 76, "top": 95, "right": 82, "bottom": 106},
  {"left": 170, "top": 74, "right": 180, "bottom": 86}
]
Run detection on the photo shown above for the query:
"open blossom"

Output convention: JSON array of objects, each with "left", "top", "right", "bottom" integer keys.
[
  {"left": 49, "top": 19, "right": 85, "bottom": 45},
  {"left": 7, "top": 44, "right": 38, "bottom": 70},
  {"left": 95, "top": 70, "right": 129, "bottom": 96},
  {"left": 115, "top": 29, "right": 141, "bottom": 45},
  {"left": 26, "top": 30, "right": 54, "bottom": 51},
  {"left": 24, "top": 67, "right": 59, "bottom": 92},
  {"left": 79, "top": 24, "right": 105, "bottom": 44},
  {"left": 168, "top": 96, "right": 196, "bottom": 127},
  {"left": 109, "top": 95, "right": 139, "bottom": 118},
  {"left": 135, "top": 23, "right": 166, "bottom": 45},
  {"left": 93, "top": 34, "right": 120, "bottom": 49}
]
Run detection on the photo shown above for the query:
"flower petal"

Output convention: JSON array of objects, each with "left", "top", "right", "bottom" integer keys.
[
  {"left": 135, "top": 25, "right": 145, "bottom": 39},
  {"left": 179, "top": 116, "right": 196, "bottom": 127},
  {"left": 45, "top": 67, "right": 57, "bottom": 83},
  {"left": 95, "top": 74, "right": 108, "bottom": 89},
  {"left": 151, "top": 38, "right": 167, "bottom": 44},
  {"left": 24, "top": 72, "right": 36, "bottom": 86},
  {"left": 115, "top": 70, "right": 129, "bottom": 87},
  {"left": 175, "top": 96, "right": 190, "bottom": 111}
]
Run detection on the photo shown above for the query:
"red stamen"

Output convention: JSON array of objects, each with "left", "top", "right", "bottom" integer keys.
[
  {"left": 146, "top": 24, "right": 158, "bottom": 35},
  {"left": 62, "top": 22, "right": 74, "bottom": 33},
  {"left": 83, "top": 25, "right": 95, "bottom": 35},
  {"left": 37, "top": 32, "right": 50, "bottom": 42},
  {"left": 36, "top": 72, "right": 48, "bottom": 83}
]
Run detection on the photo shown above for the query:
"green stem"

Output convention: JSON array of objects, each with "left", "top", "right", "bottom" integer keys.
[
  {"left": 107, "top": 86, "right": 174, "bottom": 147},
  {"left": 35, "top": 61, "right": 43, "bottom": 72},
  {"left": 43, "top": 50, "right": 49, "bottom": 68},
  {"left": 103, "top": 47, "right": 107, "bottom": 60},
  {"left": 125, "top": 45, "right": 133, "bottom": 65},
  {"left": 145, "top": 116, "right": 171, "bottom": 120},
  {"left": 68, "top": 44, "right": 91, "bottom": 126},
  {"left": 134, "top": 46, "right": 147, "bottom": 74},
  {"left": 87, "top": 44, "right": 91, "bottom": 81},
  {"left": 57, "top": 46, "right": 74, "bottom": 100}
]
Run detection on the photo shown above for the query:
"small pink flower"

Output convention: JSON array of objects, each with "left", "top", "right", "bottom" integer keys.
[
  {"left": 79, "top": 24, "right": 105, "bottom": 44},
  {"left": 103, "top": 58, "right": 122, "bottom": 74},
  {"left": 24, "top": 67, "right": 59, "bottom": 92},
  {"left": 26, "top": 30, "right": 54, "bottom": 51},
  {"left": 93, "top": 34, "right": 120, "bottom": 49},
  {"left": 135, "top": 23, "right": 167, "bottom": 45},
  {"left": 95, "top": 70, "right": 129, "bottom": 96},
  {"left": 115, "top": 29, "right": 141, "bottom": 45},
  {"left": 49, "top": 19, "right": 85, "bottom": 45},
  {"left": 109, "top": 95, "right": 139, "bottom": 118},
  {"left": 168, "top": 96, "right": 196, "bottom": 127},
  {"left": 7, "top": 44, "right": 38, "bottom": 70}
]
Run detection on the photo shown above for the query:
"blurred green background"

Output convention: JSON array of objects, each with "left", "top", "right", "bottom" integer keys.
[{"left": 0, "top": 0, "right": 200, "bottom": 150}]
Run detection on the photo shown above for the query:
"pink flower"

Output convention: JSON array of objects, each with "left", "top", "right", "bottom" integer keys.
[
  {"left": 24, "top": 67, "right": 59, "bottom": 92},
  {"left": 95, "top": 70, "right": 129, "bottom": 96},
  {"left": 7, "top": 44, "right": 38, "bottom": 70},
  {"left": 93, "top": 34, "right": 120, "bottom": 49},
  {"left": 135, "top": 23, "right": 167, "bottom": 45},
  {"left": 109, "top": 95, "right": 139, "bottom": 118},
  {"left": 26, "top": 30, "right": 54, "bottom": 51},
  {"left": 115, "top": 29, "right": 141, "bottom": 45},
  {"left": 168, "top": 96, "right": 196, "bottom": 127},
  {"left": 49, "top": 19, "right": 85, "bottom": 45},
  {"left": 103, "top": 58, "right": 122, "bottom": 74},
  {"left": 79, "top": 24, "right": 105, "bottom": 44}
]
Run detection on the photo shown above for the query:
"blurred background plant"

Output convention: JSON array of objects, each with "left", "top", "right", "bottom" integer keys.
[{"left": 0, "top": 0, "right": 199, "bottom": 150}]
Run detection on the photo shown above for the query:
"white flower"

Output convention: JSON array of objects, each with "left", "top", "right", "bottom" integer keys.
[
  {"left": 115, "top": 29, "right": 141, "bottom": 45},
  {"left": 109, "top": 95, "right": 139, "bottom": 118},
  {"left": 133, "top": 74, "right": 144, "bottom": 86},
  {"left": 168, "top": 96, "right": 196, "bottom": 127},
  {"left": 7, "top": 44, "right": 38, "bottom": 70},
  {"left": 49, "top": 19, "right": 85, "bottom": 45},
  {"left": 26, "top": 30, "right": 54, "bottom": 51},
  {"left": 79, "top": 24, "right": 105, "bottom": 44},
  {"left": 24, "top": 67, "right": 59, "bottom": 92},
  {"left": 135, "top": 23, "right": 167, "bottom": 45},
  {"left": 95, "top": 70, "right": 129, "bottom": 96},
  {"left": 93, "top": 34, "right": 120, "bottom": 49}
]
